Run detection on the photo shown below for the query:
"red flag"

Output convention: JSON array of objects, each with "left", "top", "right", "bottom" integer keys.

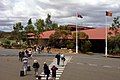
[
  {"left": 106, "top": 11, "right": 112, "bottom": 17},
  {"left": 77, "top": 13, "right": 83, "bottom": 18}
]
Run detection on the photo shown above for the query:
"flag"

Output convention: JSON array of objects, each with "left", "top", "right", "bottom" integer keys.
[
  {"left": 77, "top": 13, "right": 83, "bottom": 18},
  {"left": 106, "top": 11, "right": 112, "bottom": 17}
]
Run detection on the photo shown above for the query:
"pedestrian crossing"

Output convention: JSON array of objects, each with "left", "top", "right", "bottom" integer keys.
[{"left": 39, "top": 56, "right": 72, "bottom": 80}]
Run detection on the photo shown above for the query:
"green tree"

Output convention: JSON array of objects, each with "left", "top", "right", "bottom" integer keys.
[
  {"left": 48, "top": 30, "right": 71, "bottom": 48},
  {"left": 72, "top": 32, "right": 91, "bottom": 52},
  {"left": 48, "top": 31, "right": 61, "bottom": 47},
  {"left": 72, "top": 32, "right": 89, "bottom": 41},
  {"left": 66, "top": 40, "right": 74, "bottom": 49},
  {"left": 45, "top": 14, "right": 52, "bottom": 30},
  {"left": 34, "top": 19, "right": 45, "bottom": 45},
  {"left": 108, "top": 34, "right": 120, "bottom": 54},
  {"left": 108, "top": 17, "right": 120, "bottom": 55},
  {"left": 25, "top": 24, "right": 35, "bottom": 32},
  {"left": 13, "top": 22, "right": 23, "bottom": 42},
  {"left": 28, "top": 18, "right": 32, "bottom": 25},
  {"left": 57, "top": 25, "right": 71, "bottom": 30},
  {"left": 80, "top": 40, "right": 91, "bottom": 52},
  {"left": 59, "top": 30, "right": 71, "bottom": 47},
  {"left": 52, "top": 22, "right": 58, "bottom": 30},
  {"left": 13, "top": 22, "right": 23, "bottom": 32},
  {"left": 108, "top": 17, "right": 120, "bottom": 54},
  {"left": 25, "top": 18, "right": 35, "bottom": 32},
  {"left": 109, "top": 17, "right": 120, "bottom": 36},
  {"left": 23, "top": 18, "right": 35, "bottom": 46}
]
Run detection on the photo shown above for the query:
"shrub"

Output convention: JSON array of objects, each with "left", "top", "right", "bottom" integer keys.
[{"left": 2, "top": 40, "right": 11, "bottom": 48}]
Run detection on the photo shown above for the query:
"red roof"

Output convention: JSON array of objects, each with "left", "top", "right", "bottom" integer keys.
[
  {"left": 28, "top": 28, "right": 120, "bottom": 40},
  {"left": 40, "top": 28, "right": 107, "bottom": 39},
  {"left": 40, "top": 30, "right": 55, "bottom": 39},
  {"left": 80, "top": 28, "right": 106, "bottom": 39}
]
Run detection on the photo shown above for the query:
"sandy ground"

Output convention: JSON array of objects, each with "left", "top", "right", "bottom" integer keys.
[{"left": 0, "top": 56, "right": 54, "bottom": 80}]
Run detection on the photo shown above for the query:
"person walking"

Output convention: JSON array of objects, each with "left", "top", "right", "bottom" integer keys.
[
  {"left": 33, "top": 45, "right": 37, "bottom": 53},
  {"left": 18, "top": 51, "right": 22, "bottom": 61},
  {"left": 28, "top": 49, "right": 32, "bottom": 58},
  {"left": 51, "top": 64, "right": 58, "bottom": 80},
  {"left": 22, "top": 56, "right": 28, "bottom": 75},
  {"left": 25, "top": 49, "right": 29, "bottom": 58},
  {"left": 21, "top": 50, "right": 25, "bottom": 62},
  {"left": 55, "top": 51, "right": 61, "bottom": 65},
  {"left": 38, "top": 45, "right": 41, "bottom": 54},
  {"left": 43, "top": 62, "right": 50, "bottom": 80},
  {"left": 61, "top": 54, "right": 66, "bottom": 67},
  {"left": 32, "top": 59, "right": 40, "bottom": 76},
  {"left": 47, "top": 46, "right": 51, "bottom": 54}
]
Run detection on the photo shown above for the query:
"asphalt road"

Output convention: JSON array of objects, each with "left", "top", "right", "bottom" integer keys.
[
  {"left": 0, "top": 48, "right": 120, "bottom": 80},
  {"left": 0, "top": 48, "right": 54, "bottom": 80},
  {"left": 60, "top": 54, "right": 120, "bottom": 80}
]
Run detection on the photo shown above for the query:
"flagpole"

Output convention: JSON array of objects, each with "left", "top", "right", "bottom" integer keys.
[
  {"left": 76, "top": 12, "right": 78, "bottom": 53},
  {"left": 105, "top": 15, "right": 108, "bottom": 57}
]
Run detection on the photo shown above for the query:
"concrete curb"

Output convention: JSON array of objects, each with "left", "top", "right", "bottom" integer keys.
[
  {"left": 103, "top": 55, "right": 120, "bottom": 58},
  {"left": 0, "top": 53, "right": 56, "bottom": 57}
]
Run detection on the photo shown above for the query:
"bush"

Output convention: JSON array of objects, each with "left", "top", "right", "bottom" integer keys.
[
  {"left": 65, "top": 40, "right": 74, "bottom": 49},
  {"left": 67, "top": 42, "right": 74, "bottom": 49},
  {"left": 2, "top": 40, "right": 12, "bottom": 48},
  {"left": 112, "top": 46, "right": 120, "bottom": 54},
  {"left": 80, "top": 40, "right": 92, "bottom": 53},
  {"left": 4, "top": 40, "right": 11, "bottom": 45},
  {"left": 108, "top": 34, "right": 120, "bottom": 55}
]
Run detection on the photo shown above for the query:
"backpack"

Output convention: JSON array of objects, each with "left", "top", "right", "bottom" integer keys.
[{"left": 33, "top": 63, "right": 40, "bottom": 68}]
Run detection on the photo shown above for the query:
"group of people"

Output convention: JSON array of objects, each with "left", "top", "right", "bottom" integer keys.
[
  {"left": 19, "top": 49, "right": 66, "bottom": 80},
  {"left": 33, "top": 45, "right": 51, "bottom": 54},
  {"left": 19, "top": 45, "right": 52, "bottom": 55},
  {"left": 55, "top": 52, "right": 66, "bottom": 67},
  {"left": 43, "top": 62, "right": 58, "bottom": 80},
  {"left": 22, "top": 58, "right": 58, "bottom": 80},
  {"left": 32, "top": 59, "right": 58, "bottom": 80},
  {"left": 18, "top": 49, "right": 33, "bottom": 62}
]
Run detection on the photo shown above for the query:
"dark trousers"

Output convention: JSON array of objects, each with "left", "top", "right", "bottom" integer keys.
[{"left": 57, "top": 59, "right": 60, "bottom": 65}]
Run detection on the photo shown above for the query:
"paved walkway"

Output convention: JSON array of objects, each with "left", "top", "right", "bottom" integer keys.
[{"left": 39, "top": 56, "right": 72, "bottom": 80}]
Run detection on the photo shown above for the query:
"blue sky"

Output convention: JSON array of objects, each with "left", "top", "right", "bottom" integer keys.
[{"left": 0, "top": 0, "right": 120, "bottom": 32}]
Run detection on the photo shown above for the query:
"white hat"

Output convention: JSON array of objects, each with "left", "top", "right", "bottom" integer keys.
[{"left": 53, "top": 64, "right": 55, "bottom": 66}]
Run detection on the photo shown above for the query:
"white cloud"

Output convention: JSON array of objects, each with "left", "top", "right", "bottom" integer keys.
[{"left": 0, "top": 0, "right": 120, "bottom": 31}]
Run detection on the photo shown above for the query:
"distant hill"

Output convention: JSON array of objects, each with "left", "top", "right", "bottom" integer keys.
[{"left": 0, "top": 30, "right": 4, "bottom": 32}]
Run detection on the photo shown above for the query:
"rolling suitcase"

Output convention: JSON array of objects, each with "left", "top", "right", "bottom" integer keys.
[{"left": 20, "top": 69, "right": 24, "bottom": 77}]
